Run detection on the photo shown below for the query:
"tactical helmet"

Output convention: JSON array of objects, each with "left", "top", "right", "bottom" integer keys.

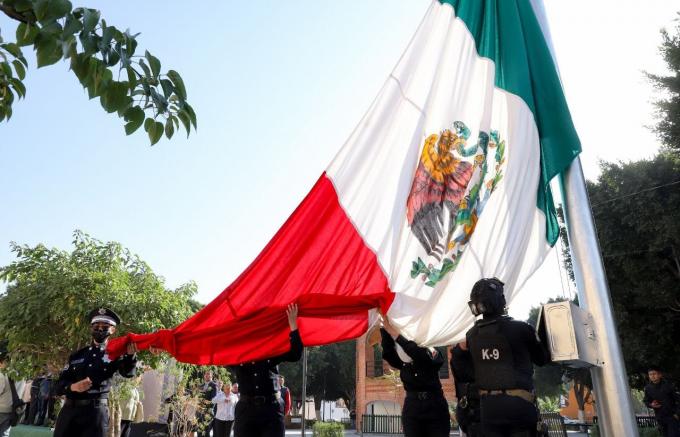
[{"left": 468, "top": 278, "right": 506, "bottom": 316}]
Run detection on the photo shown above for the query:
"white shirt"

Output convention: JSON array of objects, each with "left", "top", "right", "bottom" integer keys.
[{"left": 212, "top": 391, "right": 238, "bottom": 421}]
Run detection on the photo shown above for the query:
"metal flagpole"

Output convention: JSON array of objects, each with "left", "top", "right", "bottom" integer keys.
[
  {"left": 562, "top": 158, "right": 639, "bottom": 436},
  {"left": 301, "top": 347, "right": 308, "bottom": 437}
]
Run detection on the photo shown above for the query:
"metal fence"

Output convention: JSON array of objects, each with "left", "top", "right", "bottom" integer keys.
[
  {"left": 540, "top": 412, "right": 568, "bottom": 437},
  {"left": 361, "top": 414, "right": 403, "bottom": 434},
  {"left": 593, "top": 415, "right": 658, "bottom": 428}
]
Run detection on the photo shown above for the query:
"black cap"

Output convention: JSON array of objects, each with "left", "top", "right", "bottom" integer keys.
[{"left": 88, "top": 307, "right": 121, "bottom": 326}]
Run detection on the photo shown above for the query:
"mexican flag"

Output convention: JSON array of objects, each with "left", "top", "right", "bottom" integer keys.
[{"left": 109, "top": 0, "right": 580, "bottom": 364}]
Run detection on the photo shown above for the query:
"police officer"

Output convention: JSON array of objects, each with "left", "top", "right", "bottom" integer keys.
[
  {"left": 53, "top": 308, "right": 138, "bottom": 437},
  {"left": 231, "top": 304, "right": 302, "bottom": 437},
  {"left": 465, "top": 278, "right": 549, "bottom": 437},
  {"left": 450, "top": 341, "right": 481, "bottom": 437},
  {"left": 380, "top": 315, "right": 450, "bottom": 437}
]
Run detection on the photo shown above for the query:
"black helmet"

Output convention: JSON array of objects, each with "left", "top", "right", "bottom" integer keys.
[{"left": 468, "top": 278, "right": 506, "bottom": 316}]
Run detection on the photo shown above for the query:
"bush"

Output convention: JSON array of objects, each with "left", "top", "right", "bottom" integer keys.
[{"left": 312, "top": 421, "right": 344, "bottom": 437}]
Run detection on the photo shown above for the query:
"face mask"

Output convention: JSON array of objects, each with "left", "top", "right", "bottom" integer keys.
[{"left": 92, "top": 327, "right": 111, "bottom": 343}]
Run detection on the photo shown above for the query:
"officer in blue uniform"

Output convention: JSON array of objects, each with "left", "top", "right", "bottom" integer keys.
[
  {"left": 53, "top": 308, "right": 138, "bottom": 437},
  {"left": 465, "top": 278, "right": 550, "bottom": 437},
  {"left": 231, "top": 304, "right": 302, "bottom": 437},
  {"left": 380, "top": 315, "right": 450, "bottom": 437}
]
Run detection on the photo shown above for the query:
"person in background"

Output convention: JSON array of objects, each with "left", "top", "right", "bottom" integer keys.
[
  {"left": 278, "top": 376, "right": 291, "bottom": 417},
  {"left": 644, "top": 366, "right": 680, "bottom": 437},
  {"left": 197, "top": 370, "right": 217, "bottom": 437},
  {"left": 0, "top": 349, "right": 14, "bottom": 437},
  {"left": 212, "top": 382, "right": 238, "bottom": 437},
  {"left": 120, "top": 375, "right": 142, "bottom": 437}
]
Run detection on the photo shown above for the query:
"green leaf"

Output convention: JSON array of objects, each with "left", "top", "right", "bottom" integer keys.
[
  {"left": 33, "top": 0, "right": 49, "bottom": 21},
  {"left": 159, "top": 79, "right": 173, "bottom": 98},
  {"left": 184, "top": 103, "right": 197, "bottom": 129},
  {"left": 100, "top": 81, "right": 129, "bottom": 113},
  {"left": 144, "top": 117, "right": 154, "bottom": 132},
  {"left": 82, "top": 9, "right": 100, "bottom": 33},
  {"left": 144, "top": 50, "right": 160, "bottom": 77},
  {"left": 164, "top": 117, "right": 174, "bottom": 139},
  {"left": 147, "top": 120, "right": 163, "bottom": 145},
  {"left": 35, "top": 35, "right": 61, "bottom": 67},
  {"left": 177, "top": 110, "right": 190, "bottom": 137},
  {"left": 44, "top": 0, "right": 72, "bottom": 23},
  {"left": 63, "top": 13, "right": 83, "bottom": 36},
  {"left": 0, "top": 62, "right": 12, "bottom": 77},
  {"left": 12, "top": 60, "right": 26, "bottom": 80},
  {"left": 1, "top": 43, "right": 21, "bottom": 58},
  {"left": 123, "top": 106, "right": 145, "bottom": 135},
  {"left": 16, "top": 23, "right": 39, "bottom": 46},
  {"left": 166, "top": 70, "right": 186, "bottom": 100},
  {"left": 125, "top": 66, "right": 137, "bottom": 91},
  {"left": 138, "top": 59, "right": 151, "bottom": 79},
  {"left": 10, "top": 78, "right": 26, "bottom": 98}
]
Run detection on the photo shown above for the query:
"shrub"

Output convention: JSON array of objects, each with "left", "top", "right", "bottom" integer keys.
[{"left": 312, "top": 421, "right": 344, "bottom": 437}]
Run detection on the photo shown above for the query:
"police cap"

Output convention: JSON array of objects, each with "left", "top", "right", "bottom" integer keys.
[{"left": 88, "top": 307, "right": 121, "bottom": 326}]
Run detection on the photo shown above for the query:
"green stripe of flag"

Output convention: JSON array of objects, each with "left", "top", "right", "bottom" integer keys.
[{"left": 441, "top": 0, "right": 581, "bottom": 245}]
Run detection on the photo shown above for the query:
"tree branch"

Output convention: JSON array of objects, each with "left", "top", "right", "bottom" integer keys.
[{"left": 0, "top": 4, "right": 32, "bottom": 24}]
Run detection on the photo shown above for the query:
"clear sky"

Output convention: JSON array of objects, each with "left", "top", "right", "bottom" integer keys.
[{"left": 0, "top": 1, "right": 676, "bottom": 320}]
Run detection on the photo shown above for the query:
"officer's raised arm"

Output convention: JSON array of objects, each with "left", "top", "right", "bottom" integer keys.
[
  {"left": 525, "top": 324, "right": 550, "bottom": 366},
  {"left": 271, "top": 303, "right": 303, "bottom": 364}
]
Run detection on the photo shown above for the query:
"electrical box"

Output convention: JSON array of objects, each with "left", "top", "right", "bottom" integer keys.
[{"left": 536, "top": 301, "right": 599, "bottom": 368}]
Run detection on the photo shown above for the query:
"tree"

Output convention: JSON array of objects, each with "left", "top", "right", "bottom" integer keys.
[
  {"left": 0, "top": 0, "right": 196, "bottom": 144},
  {"left": 587, "top": 152, "right": 680, "bottom": 386},
  {"left": 648, "top": 14, "right": 680, "bottom": 152},
  {"left": 279, "top": 340, "right": 356, "bottom": 411},
  {"left": 0, "top": 230, "right": 200, "bottom": 377}
]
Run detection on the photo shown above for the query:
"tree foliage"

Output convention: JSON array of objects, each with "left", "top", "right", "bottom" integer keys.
[
  {"left": 588, "top": 153, "right": 680, "bottom": 386},
  {"left": 0, "top": 230, "right": 200, "bottom": 377},
  {"left": 648, "top": 14, "right": 680, "bottom": 152},
  {"left": 0, "top": 0, "right": 196, "bottom": 144},
  {"left": 279, "top": 340, "right": 356, "bottom": 409}
]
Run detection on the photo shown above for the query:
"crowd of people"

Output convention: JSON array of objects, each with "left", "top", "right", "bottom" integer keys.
[{"left": 0, "top": 281, "right": 678, "bottom": 437}]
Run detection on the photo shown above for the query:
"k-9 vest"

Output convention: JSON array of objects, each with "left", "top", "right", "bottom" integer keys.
[{"left": 467, "top": 318, "right": 517, "bottom": 390}]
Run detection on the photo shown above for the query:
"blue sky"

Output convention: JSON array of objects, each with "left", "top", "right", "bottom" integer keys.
[{"left": 1, "top": 1, "right": 676, "bottom": 318}]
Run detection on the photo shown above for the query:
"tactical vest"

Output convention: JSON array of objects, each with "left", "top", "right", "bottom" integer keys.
[{"left": 468, "top": 319, "right": 517, "bottom": 390}]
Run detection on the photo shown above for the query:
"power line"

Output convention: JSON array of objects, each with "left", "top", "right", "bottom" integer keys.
[{"left": 591, "top": 179, "right": 680, "bottom": 208}]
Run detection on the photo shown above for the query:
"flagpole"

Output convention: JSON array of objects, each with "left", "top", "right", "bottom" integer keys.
[
  {"left": 301, "top": 347, "right": 308, "bottom": 437},
  {"left": 562, "top": 157, "right": 638, "bottom": 436}
]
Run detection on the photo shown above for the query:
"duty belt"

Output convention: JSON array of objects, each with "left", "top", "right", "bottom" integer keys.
[
  {"left": 239, "top": 392, "right": 281, "bottom": 405},
  {"left": 64, "top": 398, "right": 108, "bottom": 407},
  {"left": 479, "top": 389, "right": 535, "bottom": 403},
  {"left": 406, "top": 389, "right": 444, "bottom": 400}
]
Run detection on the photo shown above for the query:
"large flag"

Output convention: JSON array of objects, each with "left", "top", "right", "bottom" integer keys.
[{"left": 109, "top": 0, "right": 580, "bottom": 365}]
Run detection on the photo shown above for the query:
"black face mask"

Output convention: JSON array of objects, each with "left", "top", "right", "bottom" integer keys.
[{"left": 91, "top": 327, "right": 111, "bottom": 343}]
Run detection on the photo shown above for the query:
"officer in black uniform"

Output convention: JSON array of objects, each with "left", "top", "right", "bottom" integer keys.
[
  {"left": 231, "top": 304, "right": 302, "bottom": 437},
  {"left": 450, "top": 341, "right": 481, "bottom": 437},
  {"left": 465, "top": 278, "right": 550, "bottom": 437},
  {"left": 380, "top": 315, "right": 450, "bottom": 437},
  {"left": 53, "top": 308, "right": 138, "bottom": 437}
]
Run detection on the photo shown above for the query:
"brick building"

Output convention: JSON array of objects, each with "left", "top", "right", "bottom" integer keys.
[{"left": 355, "top": 325, "right": 458, "bottom": 431}]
